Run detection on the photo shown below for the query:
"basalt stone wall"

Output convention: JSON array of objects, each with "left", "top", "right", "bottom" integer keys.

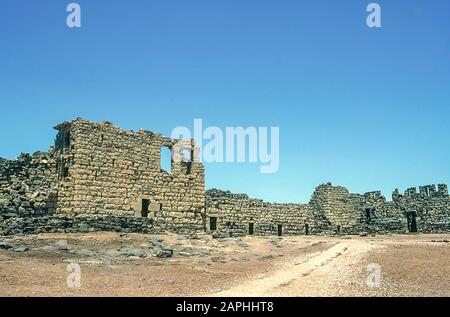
[
  {"left": 206, "top": 189, "right": 317, "bottom": 237},
  {"left": 206, "top": 183, "right": 450, "bottom": 236},
  {"left": 392, "top": 184, "right": 450, "bottom": 233},
  {"left": 54, "top": 119, "right": 206, "bottom": 233},
  {"left": 308, "top": 183, "right": 361, "bottom": 234},
  {"left": 352, "top": 191, "right": 407, "bottom": 234},
  {"left": 0, "top": 152, "right": 58, "bottom": 217},
  {"left": 348, "top": 185, "right": 450, "bottom": 234},
  {"left": 0, "top": 214, "right": 155, "bottom": 236}
]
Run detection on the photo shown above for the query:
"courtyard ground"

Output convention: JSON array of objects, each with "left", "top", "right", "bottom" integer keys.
[{"left": 0, "top": 232, "right": 449, "bottom": 297}]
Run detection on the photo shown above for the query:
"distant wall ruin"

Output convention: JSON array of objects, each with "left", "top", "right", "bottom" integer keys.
[{"left": 206, "top": 183, "right": 450, "bottom": 237}]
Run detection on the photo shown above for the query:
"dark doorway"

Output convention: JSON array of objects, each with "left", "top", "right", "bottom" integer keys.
[
  {"left": 407, "top": 212, "right": 418, "bottom": 233},
  {"left": 337, "top": 225, "right": 341, "bottom": 234},
  {"left": 248, "top": 223, "right": 254, "bottom": 235},
  {"left": 305, "top": 224, "right": 309, "bottom": 236},
  {"left": 141, "top": 199, "right": 150, "bottom": 218},
  {"left": 365, "top": 208, "right": 372, "bottom": 223},
  {"left": 210, "top": 217, "right": 217, "bottom": 231},
  {"left": 277, "top": 224, "right": 283, "bottom": 237}
]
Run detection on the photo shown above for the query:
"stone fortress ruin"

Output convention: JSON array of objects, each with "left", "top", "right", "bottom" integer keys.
[{"left": 1, "top": 118, "right": 449, "bottom": 236}]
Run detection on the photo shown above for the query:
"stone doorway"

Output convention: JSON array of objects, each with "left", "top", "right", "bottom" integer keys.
[
  {"left": 210, "top": 217, "right": 217, "bottom": 231},
  {"left": 407, "top": 211, "right": 418, "bottom": 233},
  {"left": 248, "top": 223, "right": 254, "bottom": 235},
  {"left": 277, "top": 224, "right": 283, "bottom": 237}
]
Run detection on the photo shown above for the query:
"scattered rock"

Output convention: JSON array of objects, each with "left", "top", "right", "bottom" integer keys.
[
  {"left": 0, "top": 242, "right": 15, "bottom": 250},
  {"left": 118, "top": 246, "right": 147, "bottom": 258},
  {"left": 55, "top": 240, "right": 69, "bottom": 251},
  {"left": 258, "top": 255, "right": 274, "bottom": 261},
  {"left": 152, "top": 243, "right": 173, "bottom": 258},
  {"left": 76, "top": 249, "right": 96, "bottom": 257},
  {"left": 13, "top": 247, "right": 28, "bottom": 252},
  {"left": 104, "top": 249, "right": 124, "bottom": 258},
  {"left": 175, "top": 247, "right": 209, "bottom": 257},
  {"left": 211, "top": 256, "right": 227, "bottom": 263},
  {"left": 237, "top": 257, "right": 250, "bottom": 262},
  {"left": 156, "top": 249, "right": 173, "bottom": 258},
  {"left": 34, "top": 245, "right": 56, "bottom": 252}
]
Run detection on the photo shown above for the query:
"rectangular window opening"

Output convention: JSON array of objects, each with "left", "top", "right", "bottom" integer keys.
[{"left": 160, "top": 147, "right": 173, "bottom": 173}]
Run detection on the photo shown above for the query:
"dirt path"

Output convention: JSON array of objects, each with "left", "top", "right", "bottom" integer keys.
[{"left": 213, "top": 240, "right": 375, "bottom": 297}]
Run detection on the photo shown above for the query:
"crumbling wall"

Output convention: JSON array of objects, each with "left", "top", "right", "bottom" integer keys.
[
  {"left": 353, "top": 191, "right": 407, "bottom": 234},
  {"left": 392, "top": 184, "right": 450, "bottom": 233},
  {"left": 308, "top": 183, "right": 361, "bottom": 234},
  {"left": 0, "top": 152, "right": 58, "bottom": 218},
  {"left": 54, "top": 119, "right": 206, "bottom": 233}
]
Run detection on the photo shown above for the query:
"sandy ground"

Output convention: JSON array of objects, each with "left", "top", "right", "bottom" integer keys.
[{"left": 0, "top": 232, "right": 449, "bottom": 297}]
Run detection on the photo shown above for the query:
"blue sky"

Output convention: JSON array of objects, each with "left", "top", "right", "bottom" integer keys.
[{"left": 0, "top": 0, "right": 449, "bottom": 203}]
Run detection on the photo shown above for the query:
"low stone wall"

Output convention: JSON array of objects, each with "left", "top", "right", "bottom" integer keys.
[
  {"left": 206, "top": 189, "right": 318, "bottom": 237},
  {"left": 0, "top": 214, "right": 156, "bottom": 236}
]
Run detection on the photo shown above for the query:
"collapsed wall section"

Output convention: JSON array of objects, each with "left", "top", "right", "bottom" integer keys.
[
  {"left": 392, "top": 184, "right": 450, "bottom": 233},
  {"left": 353, "top": 191, "right": 406, "bottom": 234},
  {"left": 308, "top": 183, "right": 361, "bottom": 234},
  {"left": 0, "top": 152, "right": 58, "bottom": 218}
]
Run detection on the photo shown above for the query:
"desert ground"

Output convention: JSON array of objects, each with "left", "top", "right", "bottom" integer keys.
[{"left": 0, "top": 232, "right": 449, "bottom": 297}]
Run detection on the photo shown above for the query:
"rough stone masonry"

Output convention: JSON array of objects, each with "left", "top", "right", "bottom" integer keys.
[{"left": 1, "top": 118, "right": 449, "bottom": 236}]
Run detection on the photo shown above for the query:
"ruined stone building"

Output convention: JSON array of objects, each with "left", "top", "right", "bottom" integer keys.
[
  {"left": 54, "top": 119, "right": 205, "bottom": 232},
  {"left": 1, "top": 119, "right": 449, "bottom": 236}
]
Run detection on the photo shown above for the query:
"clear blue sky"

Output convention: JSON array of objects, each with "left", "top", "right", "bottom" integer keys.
[{"left": 0, "top": 0, "right": 449, "bottom": 203}]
